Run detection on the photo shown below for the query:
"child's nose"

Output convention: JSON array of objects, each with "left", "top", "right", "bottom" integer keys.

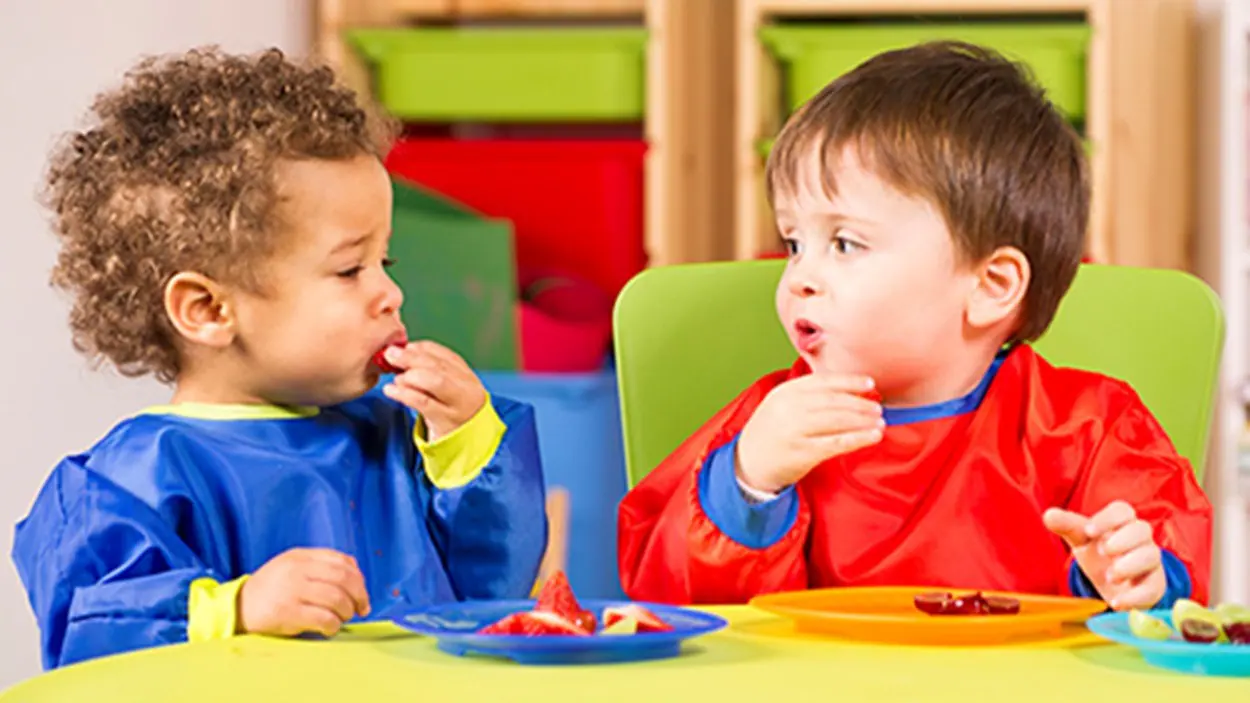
[
  {"left": 378, "top": 273, "right": 404, "bottom": 315},
  {"left": 787, "top": 269, "right": 824, "bottom": 297}
]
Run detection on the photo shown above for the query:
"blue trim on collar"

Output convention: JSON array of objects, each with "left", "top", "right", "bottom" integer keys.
[{"left": 882, "top": 349, "right": 1008, "bottom": 427}]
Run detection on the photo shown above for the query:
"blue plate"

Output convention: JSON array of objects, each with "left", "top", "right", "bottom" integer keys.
[
  {"left": 1086, "top": 609, "right": 1250, "bottom": 677},
  {"left": 391, "top": 599, "right": 728, "bottom": 665}
]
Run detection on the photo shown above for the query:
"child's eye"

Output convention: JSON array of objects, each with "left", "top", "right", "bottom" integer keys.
[
  {"left": 782, "top": 237, "right": 803, "bottom": 256},
  {"left": 382, "top": 257, "right": 397, "bottom": 269},
  {"left": 336, "top": 265, "right": 364, "bottom": 279},
  {"left": 833, "top": 236, "right": 864, "bottom": 255}
]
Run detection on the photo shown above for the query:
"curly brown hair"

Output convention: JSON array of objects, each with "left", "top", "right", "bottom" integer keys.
[{"left": 43, "top": 46, "right": 397, "bottom": 383}]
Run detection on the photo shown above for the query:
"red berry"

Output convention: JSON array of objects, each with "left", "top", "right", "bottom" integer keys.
[{"left": 372, "top": 346, "right": 403, "bottom": 374}]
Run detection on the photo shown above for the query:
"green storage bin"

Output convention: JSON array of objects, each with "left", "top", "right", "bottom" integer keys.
[
  {"left": 348, "top": 27, "right": 648, "bottom": 122},
  {"left": 389, "top": 178, "right": 519, "bottom": 370},
  {"left": 759, "top": 23, "right": 1090, "bottom": 121}
]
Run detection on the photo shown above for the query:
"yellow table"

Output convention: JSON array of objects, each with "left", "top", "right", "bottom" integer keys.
[{"left": 1, "top": 607, "right": 1245, "bottom": 702}]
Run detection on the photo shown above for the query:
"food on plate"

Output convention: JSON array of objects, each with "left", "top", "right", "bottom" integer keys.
[
  {"left": 603, "top": 604, "right": 675, "bottom": 633},
  {"left": 535, "top": 570, "right": 597, "bottom": 633},
  {"left": 1127, "top": 609, "right": 1174, "bottom": 641},
  {"left": 1125, "top": 598, "right": 1250, "bottom": 645},
  {"left": 475, "top": 570, "right": 673, "bottom": 637},
  {"left": 1179, "top": 619, "right": 1223, "bottom": 644},
  {"left": 912, "top": 591, "right": 1020, "bottom": 616},
  {"left": 478, "top": 610, "right": 586, "bottom": 636}
]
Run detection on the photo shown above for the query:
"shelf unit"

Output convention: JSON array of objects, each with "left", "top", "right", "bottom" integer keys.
[
  {"left": 1196, "top": 0, "right": 1250, "bottom": 606},
  {"left": 314, "top": 0, "right": 735, "bottom": 269},
  {"left": 733, "top": 0, "right": 1195, "bottom": 272}
]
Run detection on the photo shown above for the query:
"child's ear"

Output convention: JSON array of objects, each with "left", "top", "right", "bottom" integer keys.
[
  {"left": 163, "top": 272, "right": 236, "bottom": 348},
  {"left": 966, "top": 246, "right": 1030, "bottom": 330}
]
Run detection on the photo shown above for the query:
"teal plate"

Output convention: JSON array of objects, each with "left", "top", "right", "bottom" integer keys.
[{"left": 1086, "top": 609, "right": 1250, "bottom": 677}]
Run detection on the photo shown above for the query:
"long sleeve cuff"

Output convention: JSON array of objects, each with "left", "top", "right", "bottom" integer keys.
[
  {"left": 413, "top": 396, "right": 506, "bottom": 489},
  {"left": 696, "top": 434, "right": 798, "bottom": 550},
  {"left": 1068, "top": 548, "right": 1192, "bottom": 610},
  {"left": 187, "top": 575, "right": 248, "bottom": 642}
]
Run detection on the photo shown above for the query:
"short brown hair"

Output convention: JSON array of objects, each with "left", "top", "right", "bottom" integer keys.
[
  {"left": 766, "top": 40, "right": 1088, "bottom": 342},
  {"left": 43, "top": 46, "right": 397, "bottom": 383}
]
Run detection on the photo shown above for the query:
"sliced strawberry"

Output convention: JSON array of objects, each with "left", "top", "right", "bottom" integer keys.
[
  {"left": 371, "top": 345, "right": 404, "bottom": 374},
  {"left": 534, "top": 571, "right": 597, "bottom": 633},
  {"left": 477, "top": 612, "right": 528, "bottom": 635},
  {"left": 522, "top": 610, "right": 589, "bottom": 636},
  {"left": 476, "top": 610, "right": 588, "bottom": 636},
  {"left": 600, "top": 614, "right": 638, "bottom": 635},
  {"left": 602, "top": 604, "right": 674, "bottom": 633}
]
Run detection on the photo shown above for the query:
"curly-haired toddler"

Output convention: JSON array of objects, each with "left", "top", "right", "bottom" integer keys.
[{"left": 12, "top": 46, "right": 547, "bottom": 669}]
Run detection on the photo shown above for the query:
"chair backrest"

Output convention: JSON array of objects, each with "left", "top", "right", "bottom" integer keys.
[{"left": 613, "top": 260, "right": 1224, "bottom": 488}]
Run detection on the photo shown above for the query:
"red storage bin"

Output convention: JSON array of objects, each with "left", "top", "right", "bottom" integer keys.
[
  {"left": 384, "top": 138, "right": 648, "bottom": 299},
  {"left": 518, "top": 271, "right": 614, "bottom": 372}
]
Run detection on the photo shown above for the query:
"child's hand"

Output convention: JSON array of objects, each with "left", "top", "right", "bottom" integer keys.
[
  {"left": 237, "top": 548, "right": 371, "bottom": 637},
  {"left": 735, "top": 374, "right": 884, "bottom": 494},
  {"left": 1043, "top": 501, "right": 1166, "bottom": 610},
  {"left": 381, "top": 341, "right": 488, "bottom": 441}
]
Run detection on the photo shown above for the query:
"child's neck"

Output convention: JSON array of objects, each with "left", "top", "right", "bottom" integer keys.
[
  {"left": 169, "top": 363, "right": 269, "bottom": 407},
  {"left": 879, "top": 343, "right": 1007, "bottom": 409}
]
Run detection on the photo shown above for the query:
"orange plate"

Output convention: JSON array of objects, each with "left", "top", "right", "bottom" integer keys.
[{"left": 749, "top": 586, "right": 1108, "bottom": 646}]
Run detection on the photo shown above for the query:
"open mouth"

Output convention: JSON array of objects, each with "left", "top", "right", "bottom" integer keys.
[
  {"left": 370, "top": 332, "right": 409, "bottom": 374},
  {"left": 794, "top": 318, "right": 824, "bottom": 353}
]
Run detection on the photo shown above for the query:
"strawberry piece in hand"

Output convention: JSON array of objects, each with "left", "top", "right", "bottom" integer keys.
[
  {"left": 535, "top": 571, "right": 597, "bottom": 633},
  {"left": 371, "top": 345, "right": 404, "bottom": 374},
  {"left": 602, "top": 604, "right": 674, "bottom": 633}
]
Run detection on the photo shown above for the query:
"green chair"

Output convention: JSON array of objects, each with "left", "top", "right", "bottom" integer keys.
[{"left": 612, "top": 260, "right": 1224, "bottom": 488}]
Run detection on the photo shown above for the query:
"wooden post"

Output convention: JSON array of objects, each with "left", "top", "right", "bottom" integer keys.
[
  {"left": 647, "top": 0, "right": 736, "bottom": 266},
  {"left": 1103, "top": 0, "right": 1195, "bottom": 270}
]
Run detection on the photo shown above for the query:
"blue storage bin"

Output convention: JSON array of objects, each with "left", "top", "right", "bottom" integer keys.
[{"left": 479, "top": 369, "right": 628, "bottom": 599}]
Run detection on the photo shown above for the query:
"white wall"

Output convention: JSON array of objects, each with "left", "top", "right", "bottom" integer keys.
[{"left": 0, "top": 0, "right": 311, "bottom": 687}]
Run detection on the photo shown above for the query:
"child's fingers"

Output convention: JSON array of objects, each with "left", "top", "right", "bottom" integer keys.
[
  {"left": 1042, "top": 507, "right": 1091, "bottom": 548},
  {"left": 1084, "top": 500, "right": 1136, "bottom": 540},
  {"left": 383, "top": 380, "right": 438, "bottom": 412},
  {"left": 1109, "top": 574, "right": 1165, "bottom": 611},
  {"left": 299, "top": 580, "right": 357, "bottom": 622},
  {"left": 814, "top": 427, "right": 884, "bottom": 456},
  {"left": 405, "top": 340, "right": 474, "bottom": 376},
  {"left": 294, "top": 604, "right": 346, "bottom": 638},
  {"left": 802, "top": 408, "right": 886, "bottom": 437},
  {"left": 395, "top": 366, "right": 448, "bottom": 399},
  {"left": 303, "top": 555, "right": 371, "bottom": 617},
  {"left": 393, "top": 358, "right": 480, "bottom": 410},
  {"left": 1108, "top": 544, "right": 1163, "bottom": 584},
  {"left": 798, "top": 374, "right": 876, "bottom": 395},
  {"left": 1099, "top": 519, "right": 1152, "bottom": 557},
  {"left": 808, "top": 392, "right": 883, "bottom": 418}
]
